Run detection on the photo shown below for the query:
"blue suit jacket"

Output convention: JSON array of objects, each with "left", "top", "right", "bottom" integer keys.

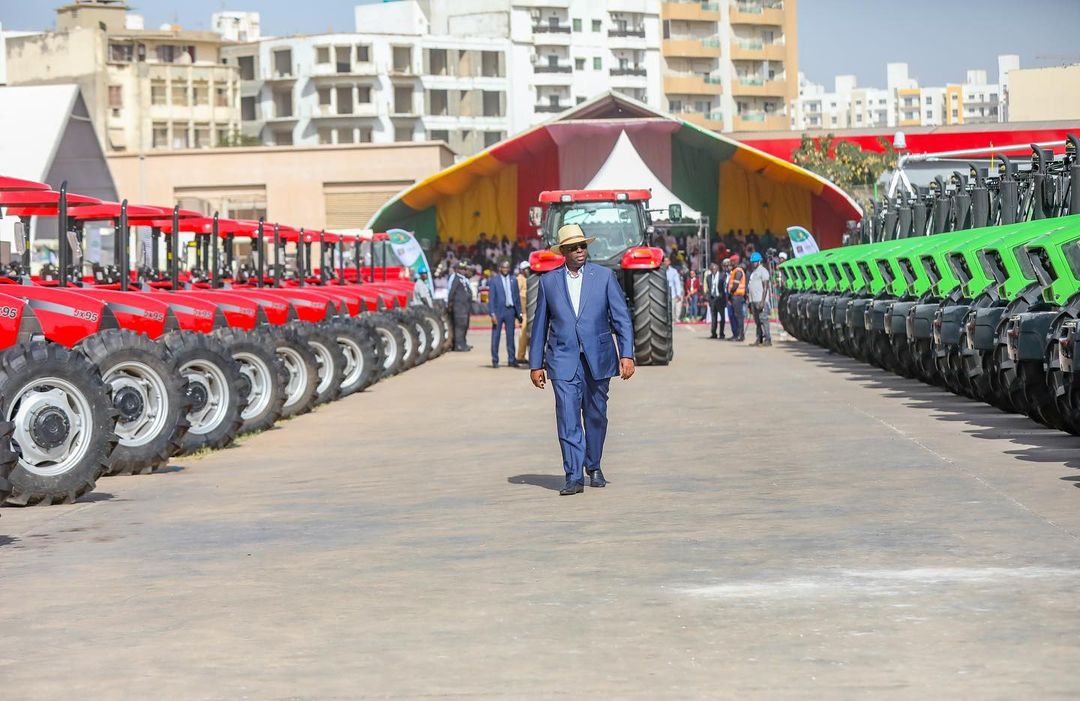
[
  {"left": 487, "top": 273, "right": 521, "bottom": 316},
  {"left": 529, "top": 264, "right": 634, "bottom": 381}
]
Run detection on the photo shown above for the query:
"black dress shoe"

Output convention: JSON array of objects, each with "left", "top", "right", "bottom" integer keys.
[
  {"left": 508, "top": 360, "right": 520, "bottom": 368},
  {"left": 492, "top": 360, "right": 499, "bottom": 368},
  {"left": 463, "top": 345, "right": 473, "bottom": 351},
  {"left": 587, "top": 468, "right": 607, "bottom": 488},
  {"left": 559, "top": 480, "right": 584, "bottom": 496}
]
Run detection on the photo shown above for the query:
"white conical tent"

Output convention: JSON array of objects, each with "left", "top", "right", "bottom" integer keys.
[{"left": 583, "top": 130, "right": 700, "bottom": 219}]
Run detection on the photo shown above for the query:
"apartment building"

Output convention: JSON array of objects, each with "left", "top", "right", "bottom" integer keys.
[
  {"left": 792, "top": 55, "right": 1017, "bottom": 132},
  {"left": 4, "top": 1, "right": 241, "bottom": 153},
  {"left": 660, "top": 0, "right": 798, "bottom": 133}
]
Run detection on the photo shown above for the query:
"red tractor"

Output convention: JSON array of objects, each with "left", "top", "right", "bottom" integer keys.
[{"left": 526, "top": 189, "right": 673, "bottom": 365}]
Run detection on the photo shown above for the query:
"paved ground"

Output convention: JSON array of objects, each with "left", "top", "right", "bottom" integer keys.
[{"left": 3, "top": 323, "right": 1080, "bottom": 699}]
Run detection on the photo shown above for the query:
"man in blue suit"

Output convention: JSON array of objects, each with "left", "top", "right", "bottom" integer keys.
[
  {"left": 487, "top": 259, "right": 522, "bottom": 368},
  {"left": 529, "top": 224, "right": 636, "bottom": 496}
]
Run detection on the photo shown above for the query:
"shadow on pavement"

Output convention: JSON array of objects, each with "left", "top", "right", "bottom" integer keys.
[
  {"left": 507, "top": 474, "right": 564, "bottom": 491},
  {"left": 0, "top": 535, "right": 17, "bottom": 547},
  {"left": 787, "top": 342, "right": 1080, "bottom": 480}
]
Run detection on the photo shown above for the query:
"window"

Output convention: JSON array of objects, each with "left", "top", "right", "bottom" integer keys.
[
  {"left": 272, "top": 129, "right": 293, "bottom": 146},
  {"left": 395, "top": 127, "right": 413, "bottom": 142},
  {"left": 428, "top": 48, "right": 448, "bottom": 75},
  {"left": 172, "top": 84, "right": 188, "bottom": 106},
  {"left": 192, "top": 81, "right": 209, "bottom": 105},
  {"left": 394, "top": 86, "right": 413, "bottom": 114},
  {"left": 172, "top": 125, "right": 189, "bottom": 149},
  {"left": 335, "top": 46, "right": 351, "bottom": 73},
  {"left": 926, "top": 111, "right": 933, "bottom": 119},
  {"left": 193, "top": 124, "right": 210, "bottom": 148},
  {"left": 576, "top": 96, "right": 586, "bottom": 104},
  {"left": 573, "top": 18, "right": 582, "bottom": 32},
  {"left": 108, "top": 85, "right": 123, "bottom": 108},
  {"left": 317, "top": 87, "right": 332, "bottom": 112},
  {"left": 669, "top": 99, "right": 683, "bottom": 112},
  {"left": 336, "top": 86, "right": 353, "bottom": 114},
  {"left": 357, "top": 45, "right": 370, "bottom": 63},
  {"left": 238, "top": 55, "right": 255, "bottom": 80},
  {"left": 272, "top": 90, "right": 292, "bottom": 118},
  {"left": 109, "top": 43, "right": 133, "bottom": 62},
  {"left": 241, "top": 96, "right": 257, "bottom": 121},
  {"left": 484, "top": 131, "right": 503, "bottom": 147},
  {"left": 357, "top": 86, "right": 371, "bottom": 104},
  {"left": 951, "top": 109, "right": 958, "bottom": 117},
  {"left": 215, "top": 86, "right": 229, "bottom": 107},
  {"left": 316, "top": 47, "right": 330, "bottom": 64},
  {"left": 429, "top": 129, "right": 449, "bottom": 142},
  {"left": 575, "top": 57, "right": 585, "bottom": 70},
  {"left": 482, "top": 90, "right": 501, "bottom": 117},
  {"left": 151, "top": 81, "right": 166, "bottom": 105},
  {"left": 152, "top": 123, "right": 168, "bottom": 148},
  {"left": 337, "top": 127, "right": 355, "bottom": 144},
  {"left": 429, "top": 89, "right": 448, "bottom": 115},
  {"left": 593, "top": 56, "right": 601, "bottom": 70},
  {"left": 481, "top": 51, "right": 500, "bottom": 77},
  {"left": 216, "top": 128, "right": 230, "bottom": 146},
  {"left": 318, "top": 127, "right": 333, "bottom": 144},
  {"left": 272, "top": 49, "right": 292, "bottom": 77},
  {"left": 392, "top": 46, "right": 412, "bottom": 72},
  {"left": 358, "top": 127, "right": 373, "bottom": 143},
  {"left": 925, "top": 96, "right": 932, "bottom": 105},
  {"left": 592, "top": 19, "right": 601, "bottom": 31}
]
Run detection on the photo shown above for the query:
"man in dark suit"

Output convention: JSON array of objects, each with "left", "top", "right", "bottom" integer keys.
[
  {"left": 487, "top": 259, "right": 522, "bottom": 368},
  {"left": 529, "top": 224, "right": 635, "bottom": 496},
  {"left": 447, "top": 261, "right": 473, "bottom": 351},
  {"left": 704, "top": 260, "right": 728, "bottom": 339}
]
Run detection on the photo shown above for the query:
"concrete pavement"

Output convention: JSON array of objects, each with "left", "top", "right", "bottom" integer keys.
[{"left": 2, "top": 324, "right": 1080, "bottom": 699}]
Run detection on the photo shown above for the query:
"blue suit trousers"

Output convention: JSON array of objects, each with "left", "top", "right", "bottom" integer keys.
[
  {"left": 491, "top": 310, "right": 516, "bottom": 364},
  {"left": 551, "top": 353, "right": 610, "bottom": 483}
]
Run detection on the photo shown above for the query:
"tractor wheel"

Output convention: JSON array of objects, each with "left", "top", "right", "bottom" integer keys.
[
  {"left": 215, "top": 327, "right": 287, "bottom": 435},
  {"left": 333, "top": 321, "right": 378, "bottom": 396},
  {"left": 525, "top": 273, "right": 540, "bottom": 340},
  {"left": 434, "top": 301, "right": 452, "bottom": 354},
  {"left": 392, "top": 313, "right": 421, "bottom": 370},
  {"left": 0, "top": 421, "right": 16, "bottom": 502},
  {"left": 1, "top": 341, "right": 116, "bottom": 506},
  {"left": 631, "top": 268, "right": 673, "bottom": 365},
  {"left": 295, "top": 325, "right": 346, "bottom": 407},
  {"left": 397, "top": 309, "right": 431, "bottom": 365},
  {"left": 415, "top": 305, "right": 447, "bottom": 359},
  {"left": 269, "top": 326, "right": 320, "bottom": 419},
  {"left": 163, "top": 331, "right": 245, "bottom": 455},
  {"left": 367, "top": 314, "right": 406, "bottom": 378},
  {"left": 79, "top": 329, "right": 191, "bottom": 475}
]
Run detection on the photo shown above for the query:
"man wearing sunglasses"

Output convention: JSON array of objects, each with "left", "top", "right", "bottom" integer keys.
[{"left": 529, "top": 224, "right": 635, "bottom": 496}]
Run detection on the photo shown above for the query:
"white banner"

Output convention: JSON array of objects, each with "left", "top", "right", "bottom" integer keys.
[{"left": 786, "top": 225, "right": 820, "bottom": 258}]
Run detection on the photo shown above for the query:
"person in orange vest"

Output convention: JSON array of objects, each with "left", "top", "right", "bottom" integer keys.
[{"left": 727, "top": 254, "right": 747, "bottom": 342}]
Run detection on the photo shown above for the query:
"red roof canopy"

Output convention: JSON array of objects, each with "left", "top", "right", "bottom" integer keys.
[
  {"left": 0, "top": 175, "right": 50, "bottom": 192},
  {"left": 0, "top": 190, "right": 103, "bottom": 209}
]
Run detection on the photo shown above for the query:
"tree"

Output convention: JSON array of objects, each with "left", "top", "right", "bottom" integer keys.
[{"left": 791, "top": 134, "right": 898, "bottom": 204}]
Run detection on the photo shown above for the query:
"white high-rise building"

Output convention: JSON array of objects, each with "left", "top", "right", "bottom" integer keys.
[{"left": 212, "top": 11, "right": 261, "bottom": 43}]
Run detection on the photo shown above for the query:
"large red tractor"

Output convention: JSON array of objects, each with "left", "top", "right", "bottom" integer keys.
[{"left": 526, "top": 190, "right": 673, "bottom": 365}]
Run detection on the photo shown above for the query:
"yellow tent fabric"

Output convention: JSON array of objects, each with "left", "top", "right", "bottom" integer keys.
[
  {"left": 402, "top": 150, "right": 508, "bottom": 212},
  {"left": 435, "top": 164, "right": 518, "bottom": 244},
  {"left": 730, "top": 146, "right": 825, "bottom": 195},
  {"left": 718, "top": 160, "right": 813, "bottom": 234}
]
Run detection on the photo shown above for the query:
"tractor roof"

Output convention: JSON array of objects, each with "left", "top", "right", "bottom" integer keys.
[{"left": 539, "top": 189, "right": 651, "bottom": 204}]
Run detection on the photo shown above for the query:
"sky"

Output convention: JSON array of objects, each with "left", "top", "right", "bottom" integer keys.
[{"left": 2, "top": 0, "right": 1080, "bottom": 89}]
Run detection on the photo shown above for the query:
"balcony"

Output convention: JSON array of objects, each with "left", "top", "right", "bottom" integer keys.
[
  {"left": 533, "top": 23, "right": 571, "bottom": 34},
  {"left": 663, "top": 73, "right": 722, "bottom": 95},
  {"left": 730, "top": 4, "right": 785, "bottom": 26},
  {"left": 312, "top": 63, "right": 378, "bottom": 79},
  {"left": 535, "top": 62, "right": 573, "bottom": 73},
  {"left": 662, "top": 37, "right": 722, "bottom": 58},
  {"left": 676, "top": 111, "right": 724, "bottom": 131},
  {"left": 608, "top": 27, "right": 646, "bottom": 38},
  {"left": 610, "top": 66, "right": 647, "bottom": 77},
  {"left": 312, "top": 104, "right": 378, "bottom": 119},
  {"left": 730, "top": 39, "right": 786, "bottom": 61},
  {"left": 264, "top": 69, "right": 297, "bottom": 84},
  {"left": 732, "top": 77, "right": 788, "bottom": 97},
  {"left": 535, "top": 103, "right": 567, "bottom": 114},
  {"left": 733, "top": 112, "right": 788, "bottom": 131},
  {"left": 661, "top": 1, "right": 721, "bottom": 22}
]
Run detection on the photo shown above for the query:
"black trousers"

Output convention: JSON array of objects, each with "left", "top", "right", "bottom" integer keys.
[
  {"left": 451, "top": 308, "right": 469, "bottom": 349},
  {"left": 708, "top": 296, "right": 726, "bottom": 338}
]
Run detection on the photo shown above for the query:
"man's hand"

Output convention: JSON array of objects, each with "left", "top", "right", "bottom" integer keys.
[
  {"left": 619, "top": 358, "right": 636, "bottom": 380},
  {"left": 530, "top": 368, "right": 546, "bottom": 389},
  {"left": 489, "top": 314, "right": 497, "bottom": 326}
]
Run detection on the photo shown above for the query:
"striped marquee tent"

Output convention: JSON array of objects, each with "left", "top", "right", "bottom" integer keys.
[{"left": 368, "top": 93, "right": 862, "bottom": 249}]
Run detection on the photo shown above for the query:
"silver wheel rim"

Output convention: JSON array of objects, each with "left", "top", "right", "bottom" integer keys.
[
  {"left": 308, "top": 340, "right": 334, "bottom": 394},
  {"left": 234, "top": 351, "right": 273, "bottom": 421},
  {"left": 180, "top": 360, "right": 230, "bottom": 436},
  {"left": 103, "top": 360, "right": 169, "bottom": 448},
  {"left": 337, "top": 336, "right": 364, "bottom": 387},
  {"left": 398, "top": 323, "right": 414, "bottom": 361},
  {"left": 425, "top": 317, "right": 442, "bottom": 349},
  {"left": 277, "top": 346, "right": 309, "bottom": 409},
  {"left": 7, "top": 376, "right": 94, "bottom": 477},
  {"left": 376, "top": 328, "right": 398, "bottom": 371},
  {"left": 414, "top": 321, "right": 428, "bottom": 355}
]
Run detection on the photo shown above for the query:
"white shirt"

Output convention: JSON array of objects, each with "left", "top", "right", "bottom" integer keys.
[
  {"left": 566, "top": 264, "right": 584, "bottom": 317},
  {"left": 501, "top": 273, "right": 513, "bottom": 307},
  {"left": 748, "top": 265, "right": 771, "bottom": 304},
  {"left": 666, "top": 266, "right": 683, "bottom": 297}
]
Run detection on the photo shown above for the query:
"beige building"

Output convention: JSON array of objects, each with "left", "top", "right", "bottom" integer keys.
[
  {"left": 106, "top": 141, "right": 454, "bottom": 240},
  {"left": 660, "top": 0, "right": 797, "bottom": 133},
  {"left": 1008, "top": 65, "right": 1080, "bottom": 123},
  {"left": 4, "top": 0, "right": 240, "bottom": 153}
]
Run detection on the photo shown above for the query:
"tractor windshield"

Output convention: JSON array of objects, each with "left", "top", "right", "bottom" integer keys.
[{"left": 545, "top": 202, "right": 645, "bottom": 262}]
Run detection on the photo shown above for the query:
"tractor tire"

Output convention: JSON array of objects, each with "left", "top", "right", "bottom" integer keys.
[
  {"left": 163, "top": 331, "right": 245, "bottom": 455},
  {"left": 1, "top": 341, "right": 117, "bottom": 506},
  {"left": 631, "top": 268, "right": 673, "bottom": 366},
  {"left": 366, "top": 314, "right": 406, "bottom": 378},
  {"left": 525, "top": 273, "right": 540, "bottom": 340},
  {"left": 79, "top": 329, "right": 191, "bottom": 476},
  {"left": 433, "top": 301, "right": 452, "bottom": 354},
  {"left": 415, "top": 305, "right": 447, "bottom": 359},
  {"left": 390, "top": 312, "right": 422, "bottom": 370},
  {"left": 397, "top": 309, "right": 431, "bottom": 365},
  {"left": 332, "top": 320, "right": 378, "bottom": 396},
  {"left": 296, "top": 324, "right": 346, "bottom": 407},
  {"left": 269, "top": 326, "right": 320, "bottom": 419},
  {"left": 0, "top": 421, "right": 16, "bottom": 502},
  {"left": 215, "top": 327, "right": 288, "bottom": 435}
]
